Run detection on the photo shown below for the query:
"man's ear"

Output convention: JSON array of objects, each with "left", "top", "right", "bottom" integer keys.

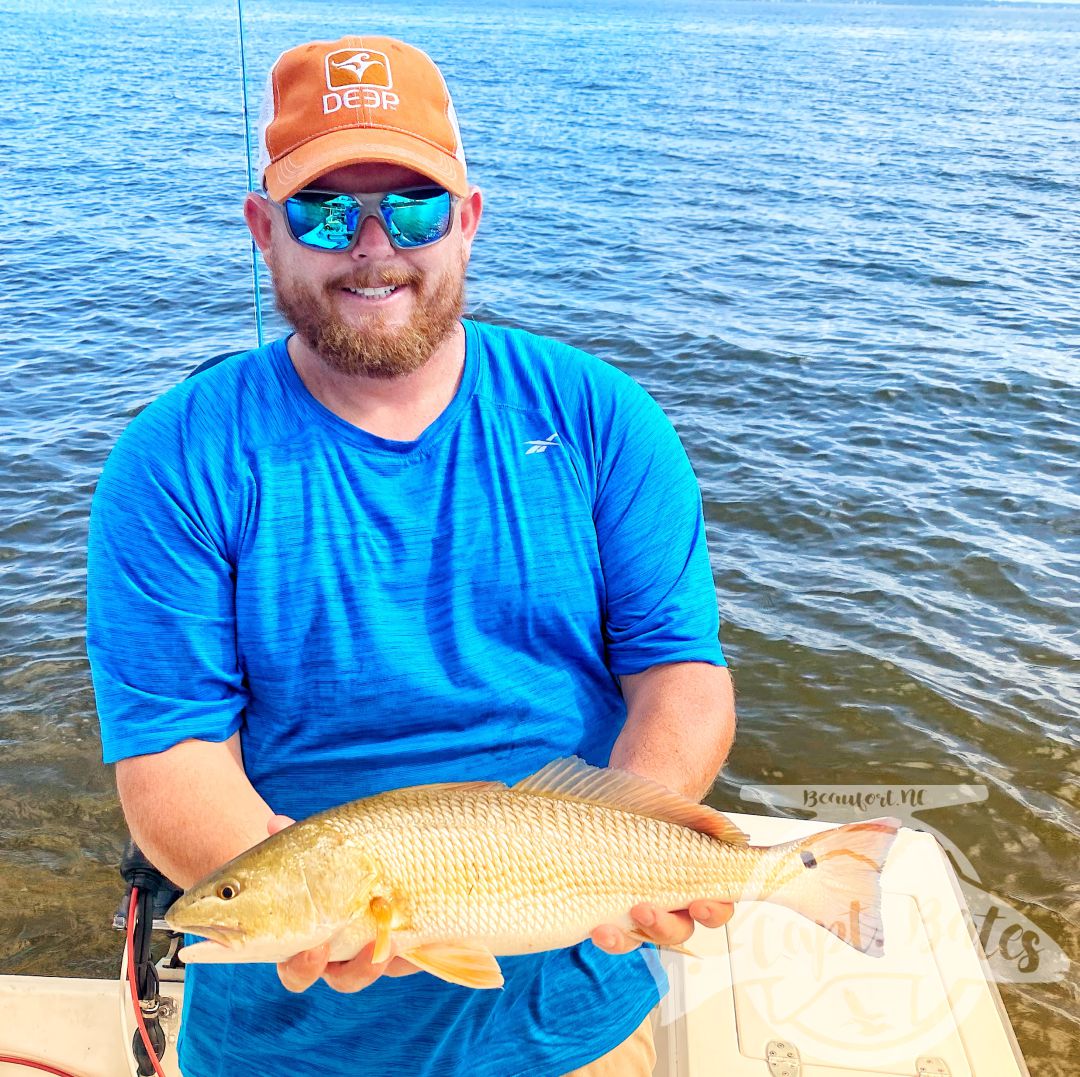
[
  {"left": 244, "top": 192, "right": 274, "bottom": 253},
  {"left": 458, "top": 186, "right": 483, "bottom": 253}
]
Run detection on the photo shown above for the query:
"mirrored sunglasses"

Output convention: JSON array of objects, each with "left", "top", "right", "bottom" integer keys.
[{"left": 278, "top": 186, "right": 456, "bottom": 252}]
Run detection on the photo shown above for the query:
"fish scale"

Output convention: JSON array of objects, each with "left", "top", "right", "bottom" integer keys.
[{"left": 289, "top": 785, "right": 788, "bottom": 955}]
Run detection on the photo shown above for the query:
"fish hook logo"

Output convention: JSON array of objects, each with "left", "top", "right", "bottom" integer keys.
[{"left": 326, "top": 49, "right": 393, "bottom": 90}]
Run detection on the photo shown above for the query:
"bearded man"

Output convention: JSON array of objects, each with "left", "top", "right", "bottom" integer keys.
[{"left": 87, "top": 35, "right": 736, "bottom": 1077}]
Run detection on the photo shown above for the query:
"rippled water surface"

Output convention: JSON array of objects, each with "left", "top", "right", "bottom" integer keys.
[{"left": 1, "top": 0, "right": 1077, "bottom": 1070}]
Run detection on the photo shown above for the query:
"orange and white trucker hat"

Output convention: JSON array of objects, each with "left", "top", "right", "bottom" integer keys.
[{"left": 257, "top": 36, "right": 468, "bottom": 201}]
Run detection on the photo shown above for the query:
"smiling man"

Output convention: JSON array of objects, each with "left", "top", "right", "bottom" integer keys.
[{"left": 87, "top": 35, "right": 736, "bottom": 1077}]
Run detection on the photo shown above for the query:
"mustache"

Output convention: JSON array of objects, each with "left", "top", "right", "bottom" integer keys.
[{"left": 329, "top": 267, "right": 424, "bottom": 291}]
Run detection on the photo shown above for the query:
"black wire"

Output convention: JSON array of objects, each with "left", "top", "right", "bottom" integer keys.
[{"left": 132, "top": 887, "right": 159, "bottom": 1001}]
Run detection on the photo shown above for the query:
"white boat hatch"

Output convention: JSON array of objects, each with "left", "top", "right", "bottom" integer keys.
[{"left": 652, "top": 814, "right": 1029, "bottom": 1077}]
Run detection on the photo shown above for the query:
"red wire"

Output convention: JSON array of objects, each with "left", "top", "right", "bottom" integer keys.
[
  {"left": 0, "top": 888, "right": 170, "bottom": 1077},
  {"left": 126, "top": 887, "right": 169, "bottom": 1077},
  {"left": 0, "top": 1057, "right": 86, "bottom": 1077}
]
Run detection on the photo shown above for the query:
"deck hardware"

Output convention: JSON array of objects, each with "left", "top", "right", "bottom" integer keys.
[
  {"left": 766, "top": 1039, "right": 801, "bottom": 1076},
  {"left": 916, "top": 1059, "right": 950, "bottom": 1076}
]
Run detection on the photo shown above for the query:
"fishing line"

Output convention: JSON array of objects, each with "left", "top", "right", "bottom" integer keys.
[{"left": 236, "top": 0, "right": 265, "bottom": 347}]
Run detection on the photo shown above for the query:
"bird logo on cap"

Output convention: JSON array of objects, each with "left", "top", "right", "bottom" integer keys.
[{"left": 326, "top": 48, "right": 393, "bottom": 89}]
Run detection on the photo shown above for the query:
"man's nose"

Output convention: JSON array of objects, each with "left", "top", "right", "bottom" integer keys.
[{"left": 350, "top": 214, "right": 395, "bottom": 258}]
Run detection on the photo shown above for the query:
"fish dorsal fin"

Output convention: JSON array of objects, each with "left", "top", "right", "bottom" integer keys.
[{"left": 512, "top": 757, "right": 749, "bottom": 845}]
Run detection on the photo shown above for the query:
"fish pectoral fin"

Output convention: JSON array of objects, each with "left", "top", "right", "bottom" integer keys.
[
  {"left": 402, "top": 942, "right": 504, "bottom": 989},
  {"left": 369, "top": 896, "right": 394, "bottom": 964},
  {"left": 625, "top": 929, "right": 698, "bottom": 958}
]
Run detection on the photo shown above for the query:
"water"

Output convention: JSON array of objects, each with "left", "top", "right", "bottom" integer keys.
[{"left": 1, "top": 0, "right": 1077, "bottom": 1069}]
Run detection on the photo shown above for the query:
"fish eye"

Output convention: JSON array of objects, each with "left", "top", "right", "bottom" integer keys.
[{"left": 216, "top": 881, "right": 241, "bottom": 901}]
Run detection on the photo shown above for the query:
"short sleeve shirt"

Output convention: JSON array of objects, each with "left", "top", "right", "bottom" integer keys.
[{"left": 87, "top": 319, "right": 725, "bottom": 1077}]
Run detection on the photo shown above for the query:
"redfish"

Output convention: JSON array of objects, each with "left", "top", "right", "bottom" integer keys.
[{"left": 166, "top": 758, "right": 900, "bottom": 988}]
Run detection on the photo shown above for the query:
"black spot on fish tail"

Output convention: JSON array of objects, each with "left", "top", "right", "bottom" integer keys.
[{"left": 800, "top": 850, "right": 818, "bottom": 869}]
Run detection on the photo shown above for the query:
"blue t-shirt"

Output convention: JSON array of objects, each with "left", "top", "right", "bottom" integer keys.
[{"left": 87, "top": 319, "right": 725, "bottom": 1077}]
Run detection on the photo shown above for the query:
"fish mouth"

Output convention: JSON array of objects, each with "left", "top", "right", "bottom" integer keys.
[{"left": 168, "top": 922, "right": 247, "bottom": 948}]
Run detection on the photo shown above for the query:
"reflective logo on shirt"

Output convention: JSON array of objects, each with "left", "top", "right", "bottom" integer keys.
[{"left": 525, "top": 433, "right": 561, "bottom": 455}]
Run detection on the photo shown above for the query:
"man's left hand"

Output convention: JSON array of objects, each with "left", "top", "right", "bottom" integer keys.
[{"left": 590, "top": 900, "right": 734, "bottom": 955}]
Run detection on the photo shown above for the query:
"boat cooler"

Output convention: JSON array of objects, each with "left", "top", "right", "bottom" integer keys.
[{"left": 653, "top": 813, "right": 1030, "bottom": 1077}]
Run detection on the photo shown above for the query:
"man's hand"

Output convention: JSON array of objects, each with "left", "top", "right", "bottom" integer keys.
[
  {"left": 267, "top": 814, "right": 422, "bottom": 993},
  {"left": 277, "top": 938, "right": 422, "bottom": 994},
  {"left": 590, "top": 900, "right": 734, "bottom": 955}
]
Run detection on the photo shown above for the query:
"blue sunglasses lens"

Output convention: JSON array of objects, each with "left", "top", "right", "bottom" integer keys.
[
  {"left": 283, "top": 188, "right": 452, "bottom": 251},
  {"left": 381, "top": 188, "right": 453, "bottom": 248},
  {"left": 284, "top": 193, "right": 360, "bottom": 250}
]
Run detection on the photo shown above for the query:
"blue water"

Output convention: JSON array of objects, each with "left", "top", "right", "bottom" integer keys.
[{"left": 0, "top": 0, "right": 1077, "bottom": 1070}]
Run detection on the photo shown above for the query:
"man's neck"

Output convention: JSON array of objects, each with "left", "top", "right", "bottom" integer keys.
[{"left": 286, "top": 323, "right": 467, "bottom": 441}]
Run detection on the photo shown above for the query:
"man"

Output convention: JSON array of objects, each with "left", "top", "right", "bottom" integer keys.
[{"left": 87, "top": 35, "right": 736, "bottom": 1077}]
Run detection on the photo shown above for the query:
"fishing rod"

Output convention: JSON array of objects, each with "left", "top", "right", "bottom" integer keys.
[
  {"left": 3, "top": 19, "right": 263, "bottom": 1077},
  {"left": 237, "top": 0, "right": 265, "bottom": 347}
]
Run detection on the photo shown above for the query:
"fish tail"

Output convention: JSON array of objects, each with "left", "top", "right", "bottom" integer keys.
[{"left": 761, "top": 817, "right": 901, "bottom": 957}]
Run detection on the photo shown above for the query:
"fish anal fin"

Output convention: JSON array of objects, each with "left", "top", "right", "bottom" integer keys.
[
  {"left": 403, "top": 942, "right": 504, "bottom": 989},
  {"left": 512, "top": 757, "right": 749, "bottom": 845}
]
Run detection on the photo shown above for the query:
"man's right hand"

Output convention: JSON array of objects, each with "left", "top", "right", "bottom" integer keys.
[{"left": 267, "top": 813, "right": 423, "bottom": 993}]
